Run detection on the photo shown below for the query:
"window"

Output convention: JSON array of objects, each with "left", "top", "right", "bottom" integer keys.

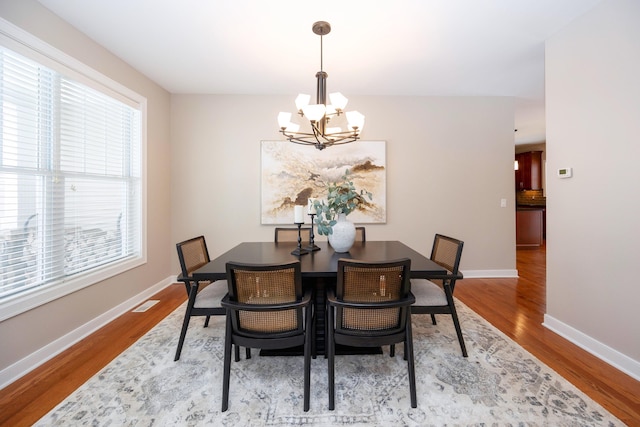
[{"left": 0, "top": 25, "right": 145, "bottom": 320}]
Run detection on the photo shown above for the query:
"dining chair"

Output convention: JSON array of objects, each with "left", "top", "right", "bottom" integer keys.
[
  {"left": 410, "top": 233, "right": 467, "bottom": 357},
  {"left": 174, "top": 236, "right": 249, "bottom": 362},
  {"left": 274, "top": 227, "right": 311, "bottom": 243},
  {"left": 221, "top": 260, "right": 313, "bottom": 412},
  {"left": 327, "top": 258, "right": 417, "bottom": 409}
]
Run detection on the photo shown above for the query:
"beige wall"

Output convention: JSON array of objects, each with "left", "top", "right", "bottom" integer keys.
[
  {"left": 545, "top": 0, "right": 640, "bottom": 377},
  {"left": 2, "top": 0, "right": 637, "bottom": 391},
  {"left": 0, "top": 0, "right": 173, "bottom": 384},
  {"left": 171, "top": 95, "right": 517, "bottom": 275}
]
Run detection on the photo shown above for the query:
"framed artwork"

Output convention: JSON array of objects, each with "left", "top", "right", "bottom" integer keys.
[{"left": 261, "top": 140, "right": 386, "bottom": 224}]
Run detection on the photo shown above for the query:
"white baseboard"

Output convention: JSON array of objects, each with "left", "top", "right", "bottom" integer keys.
[
  {"left": 0, "top": 276, "right": 177, "bottom": 390},
  {"left": 461, "top": 269, "right": 519, "bottom": 278},
  {"left": 543, "top": 314, "right": 640, "bottom": 381}
]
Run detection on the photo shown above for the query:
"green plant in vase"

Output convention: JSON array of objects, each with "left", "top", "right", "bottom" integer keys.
[{"left": 312, "top": 169, "right": 373, "bottom": 236}]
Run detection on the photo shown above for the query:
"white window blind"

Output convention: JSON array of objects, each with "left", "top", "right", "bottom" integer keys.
[{"left": 0, "top": 45, "right": 142, "bottom": 308}]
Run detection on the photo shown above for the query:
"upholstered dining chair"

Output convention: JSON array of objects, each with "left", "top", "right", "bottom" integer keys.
[
  {"left": 274, "top": 227, "right": 311, "bottom": 243},
  {"left": 174, "top": 236, "right": 249, "bottom": 362},
  {"left": 221, "top": 260, "right": 313, "bottom": 412},
  {"left": 327, "top": 258, "right": 417, "bottom": 409},
  {"left": 410, "top": 233, "right": 467, "bottom": 357}
]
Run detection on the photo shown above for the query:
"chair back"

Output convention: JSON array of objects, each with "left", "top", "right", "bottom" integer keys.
[
  {"left": 335, "top": 258, "right": 412, "bottom": 334},
  {"left": 225, "top": 261, "right": 304, "bottom": 334},
  {"left": 176, "top": 235, "right": 210, "bottom": 277},
  {"left": 274, "top": 227, "right": 312, "bottom": 243},
  {"left": 355, "top": 226, "right": 366, "bottom": 242},
  {"left": 430, "top": 234, "right": 464, "bottom": 290}
]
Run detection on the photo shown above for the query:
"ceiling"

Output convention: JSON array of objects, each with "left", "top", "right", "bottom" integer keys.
[{"left": 36, "top": 0, "right": 603, "bottom": 145}]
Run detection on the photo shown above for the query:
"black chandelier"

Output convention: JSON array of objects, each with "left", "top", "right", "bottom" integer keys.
[{"left": 278, "top": 21, "right": 365, "bottom": 151}]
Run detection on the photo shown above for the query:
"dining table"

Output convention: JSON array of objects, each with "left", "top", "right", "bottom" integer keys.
[
  {"left": 193, "top": 240, "right": 456, "bottom": 280},
  {"left": 192, "top": 240, "right": 461, "bottom": 355}
]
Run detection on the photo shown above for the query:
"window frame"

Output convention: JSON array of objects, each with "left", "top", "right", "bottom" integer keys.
[{"left": 0, "top": 18, "right": 147, "bottom": 322}]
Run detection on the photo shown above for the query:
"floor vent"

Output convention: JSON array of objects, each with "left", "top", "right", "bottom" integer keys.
[{"left": 132, "top": 300, "right": 160, "bottom": 313}]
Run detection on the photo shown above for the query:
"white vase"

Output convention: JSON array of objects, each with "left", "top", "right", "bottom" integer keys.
[{"left": 328, "top": 213, "right": 356, "bottom": 253}]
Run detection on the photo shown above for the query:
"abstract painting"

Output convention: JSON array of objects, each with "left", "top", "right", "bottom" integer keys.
[{"left": 261, "top": 140, "right": 386, "bottom": 224}]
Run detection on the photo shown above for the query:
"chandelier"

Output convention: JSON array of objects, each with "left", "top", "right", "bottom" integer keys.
[{"left": 278, "top": 21, "right": 365, "bottom": 151}]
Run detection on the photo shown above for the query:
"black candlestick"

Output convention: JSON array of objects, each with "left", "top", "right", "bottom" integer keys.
[
  {"left": 305, "top": 213, "right": 320, "bottom": 251},
  {"left": 291, "top": 222, "right": 309, "bottom": 256}
]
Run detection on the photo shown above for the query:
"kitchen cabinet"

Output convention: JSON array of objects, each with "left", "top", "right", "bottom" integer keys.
[
  {"left": 515, "top": 151, "right": 542, "bottom": 190},
  {"left": 516, "top": 208, "right": 544, "bottom": 247}
]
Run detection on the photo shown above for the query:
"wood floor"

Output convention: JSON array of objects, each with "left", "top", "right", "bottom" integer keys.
[
  {"left": 1, "top": 244, "right": 639, "bottom": 426},
  {"left": 456, "top": 245, "right": 640, "bottom": 426}
]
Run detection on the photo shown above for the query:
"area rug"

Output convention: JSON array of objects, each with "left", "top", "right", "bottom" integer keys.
[{"left": 36, "top": 300, "right": 622, "bottom": 426}]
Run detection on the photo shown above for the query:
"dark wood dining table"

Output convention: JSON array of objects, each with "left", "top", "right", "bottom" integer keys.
[
  {"left": 192, "top": 240, "right": 460, "bottom": 355},
  {"left": 192, "top": 240, "right": 456, "bottom": 281}
]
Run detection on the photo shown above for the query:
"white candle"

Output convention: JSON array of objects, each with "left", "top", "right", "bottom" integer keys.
[
  {"left": 294, "top": 205, "right": 304, "bottom": 223},
  {"left": 307, "top": 198, "right": 316, "bottom": 214}
]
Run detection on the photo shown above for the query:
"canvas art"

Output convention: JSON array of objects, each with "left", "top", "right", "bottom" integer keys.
[{"left": 261, "top": 140, "right": 386, "bottom": 224}]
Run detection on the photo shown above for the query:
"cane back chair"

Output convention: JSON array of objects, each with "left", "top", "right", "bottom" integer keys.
[
  {"left": 410, "top": 233, "right": 467, "bottom": 356},
  {"left": 274, "top": 227, "right": 312, "bottom": 243},
  {"left": 175, "top": 236, "right": 249, "bottom": 361},
  {"left": 327, "top": 258, "right": 417, "bottom": 409},
  {"left": 221, "top": 260, "right": 313, "bottom": 412}
]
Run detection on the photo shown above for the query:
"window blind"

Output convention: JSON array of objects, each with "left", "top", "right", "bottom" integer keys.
[{"left": 0, "top": 46, "right": 142, "bottom": 303}]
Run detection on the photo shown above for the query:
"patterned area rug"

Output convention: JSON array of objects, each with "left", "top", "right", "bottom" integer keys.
[{"left": 36, "top": 300, "right": 622, "bottom": 426}]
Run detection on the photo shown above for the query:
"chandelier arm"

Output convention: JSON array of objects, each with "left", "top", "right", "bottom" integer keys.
[
  {"left": 282, "top": 128, "right": 359, "bottom": 142},
  {"left": 311, "top": 121, "right": 325, "bottom": 144},
  {"left": 286, "top": 134, "right": 358, "bottom": 145},
  {"left": 289, "top": 140, "right": 330, "bottom": 147},
  {"left": 282, "top": 126, "right": 359, "bottom": 139},
  {"left": 330, "top": 137, "right": 360, "bottom": 146},
  {"left": 281, "top": 130, "right": 317, "bottom": 138}
]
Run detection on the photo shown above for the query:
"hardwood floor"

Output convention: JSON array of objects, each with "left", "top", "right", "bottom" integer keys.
[
  {"left": 0, "top": 284, "right": 188, "bottom": 427},
  {"left": 1, "top": 245, "right": 639, "bottom": 426},
  {"left": 456, "top": 244, "right": 640, "bottom": 426}
]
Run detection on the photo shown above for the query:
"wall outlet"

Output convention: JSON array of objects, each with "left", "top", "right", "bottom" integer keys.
[{"left": 500, "top": 198, "right": 507, "bottom": 208}]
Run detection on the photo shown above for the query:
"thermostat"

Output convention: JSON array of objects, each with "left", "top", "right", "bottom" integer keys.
[{"left": 557, "top": 167, "right": 573, "bottom": 178}]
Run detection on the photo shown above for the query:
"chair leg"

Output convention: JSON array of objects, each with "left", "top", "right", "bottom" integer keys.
[
  {"left": 430, "top": 313, "right": 437, "bottom": 325},
  {"left": 450, "top": 308, "right": 468, "bottom": 357},
  {"left": 390, "top": 344, "right": 395, "bottom": 357},
  {"left": 222, "top": 315, "right": 233, "bottom": 412},
  {"left": 234, "top": 345, "right": 251, "bottom": 362},
  {"left": 176, "top": 286, "right": 200, "bottom": 361},
  {"left": 327, "top": 306, "right": 335, "bottom": 410},
  {"left": 405, "top": 319, "right": 417, "bottom": 408},
  {"left": 174, "top": 308, "right": 194, "bottom": 361},
  {"left": 311, "top": 307, "right": 317, "bottom": 359},
  {"left": 310, "top": 286, "right": 317, "bottom": 359},
  {"left": 324, "top": 303, "right": 329, "bottom": 359},
  {"left": 204, "top": 315, "right": 211, "bottom": 327},
  {"left": 303, "top": 305, "right": 312, "bottom": 412}
]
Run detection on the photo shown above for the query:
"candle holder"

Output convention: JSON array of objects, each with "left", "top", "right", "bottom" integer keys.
[
  {"left": 291, "top": 222, "right": 309, "bottom": 256},
  {"left": 305, "top": 213, "right": 320, "bottom": 251}
]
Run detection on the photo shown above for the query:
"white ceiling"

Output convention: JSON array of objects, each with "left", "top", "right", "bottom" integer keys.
[{"left": 37, "top": 0, "right": 603, "bottom": 145}]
